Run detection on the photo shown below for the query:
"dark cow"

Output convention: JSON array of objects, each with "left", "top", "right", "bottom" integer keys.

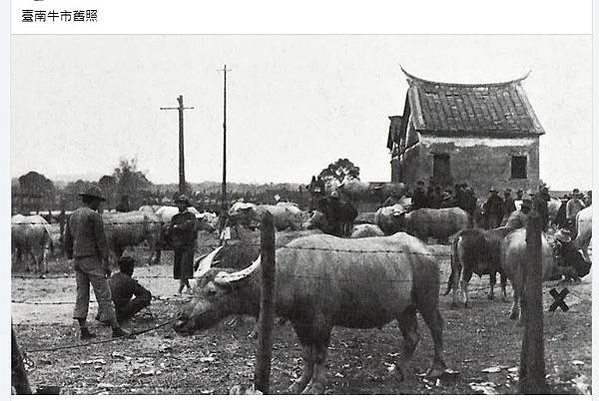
[
  {"left": 316, "top": 197, "right": 358, "bottom": 237},
  {"left": 446, "top": 227, "right": 514, "bottom": 308}
]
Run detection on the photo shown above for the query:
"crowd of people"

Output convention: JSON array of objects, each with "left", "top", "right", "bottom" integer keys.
[{"left": 401, "top": 178, "right": 591, "bottom": 233}]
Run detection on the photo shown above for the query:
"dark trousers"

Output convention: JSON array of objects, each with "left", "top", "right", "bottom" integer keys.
[{"left": 115, "top": 297, "right": 151, "bottom": 323}]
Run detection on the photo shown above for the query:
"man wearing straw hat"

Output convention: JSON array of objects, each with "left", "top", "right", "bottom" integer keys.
[
  {"left": 64, "top": 184, "right": 129, "bottom": 340},
  {"left": 165, "top": 194, "right": 197, "bottom": 294}
]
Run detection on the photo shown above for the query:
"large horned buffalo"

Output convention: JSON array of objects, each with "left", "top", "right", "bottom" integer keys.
[{"left": 175, "top": 233, "right": 447, "bottom": 394}]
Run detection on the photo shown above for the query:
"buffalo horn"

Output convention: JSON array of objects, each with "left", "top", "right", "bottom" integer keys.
[
  {"left": 214, "top": 256, "right": 261, "bottom": 286},
  {"left": 194, "top": 245, "right": 224, "bottom": 279}
]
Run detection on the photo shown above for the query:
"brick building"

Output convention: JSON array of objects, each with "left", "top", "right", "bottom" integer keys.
[{"left": 387, "top": 68, "right": 544, "bottom": 196}]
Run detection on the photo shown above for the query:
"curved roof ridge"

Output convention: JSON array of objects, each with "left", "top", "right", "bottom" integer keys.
[{"left": 400, "top": 65, "right": 531, "bottom": 87}]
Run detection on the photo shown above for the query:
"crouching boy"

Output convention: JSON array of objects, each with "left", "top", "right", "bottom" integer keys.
[{"left": 109, "top": 256, "right": 152, "bottom": 323}]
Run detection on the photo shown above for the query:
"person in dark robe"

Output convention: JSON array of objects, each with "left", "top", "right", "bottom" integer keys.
[
  {"left": 501, "top": 188, "right": 517, "bottom": 225},
  {"left": 166, "top": 195, "right": 197, "bottom": 294},
  {"left": 483, "top": 188, "right": 504, "bottom": 229}
]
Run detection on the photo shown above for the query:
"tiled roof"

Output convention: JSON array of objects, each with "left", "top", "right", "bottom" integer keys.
[{"left": 403, "top": 68, "right": 544, "bottom": 137}]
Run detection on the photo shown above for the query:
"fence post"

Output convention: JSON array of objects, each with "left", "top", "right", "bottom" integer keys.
[
  {"left": 519, "top": 209, "right": 547, "bottom": 394},
  {"left": 254, "top": 212, "right": 276, "bottom": 394},
  {"left": 11, "top": 325, "right": 32, "bottom": 394}
]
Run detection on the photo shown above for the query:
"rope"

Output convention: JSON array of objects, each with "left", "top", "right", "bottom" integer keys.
[
  {"left": 12, "top": 295, "right": 173, "bottom": 305},
  {"left": 24, "top": 317, "right": 178, "bottom": 353}
]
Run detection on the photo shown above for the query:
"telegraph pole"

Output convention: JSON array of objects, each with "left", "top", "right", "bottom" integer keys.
[
  {"left": 219, "top": 65, "right": 232, "bottom": 216},
  {"left": 160, "top": 95, "right": 194, "bottom": 196}
]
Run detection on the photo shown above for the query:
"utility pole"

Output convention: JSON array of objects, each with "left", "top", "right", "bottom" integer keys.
[
  {"left": 160, "top": 95, "right": 194, "bottom": 196},
  {"left": 219, "top": 65, "right": 232, "bottom": 218}
]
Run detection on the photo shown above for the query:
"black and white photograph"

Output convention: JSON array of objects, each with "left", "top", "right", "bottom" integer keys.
[{"left": 8, "top": 31, "right": 593, "bottom": 395}]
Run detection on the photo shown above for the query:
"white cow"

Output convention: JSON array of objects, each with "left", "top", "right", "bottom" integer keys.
[
  {"left": 11, "top": 214, "right": 53, "bottom": 275},
  {"left": 573, "top": 206, "right": 592, "bottom": 262},
  {"left": 229, "top": 202, "right": 306, "bottom": 231}
]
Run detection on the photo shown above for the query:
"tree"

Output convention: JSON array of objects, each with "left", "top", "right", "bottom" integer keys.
[
  {"left": 316, "top": 158, "right": 361, "bottom": 193},
  {"left": 98, "top": 175, "right": 117, "bottom": 209},
  {"left": 62, "top": 179, "right": 95, "bottom": 210},
  {"left": 112, "top": 158, "right": 152, "bottom": 210},
  {"left": 17, "top": 171, "right": 55, "bottom": 212}
]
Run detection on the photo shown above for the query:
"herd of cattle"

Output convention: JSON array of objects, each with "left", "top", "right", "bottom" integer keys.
[
  {"left": 10, "top": 193, "right": 593, "bottom": 394},
  {"left": 173, "top": 199, "right": 592, "bottom": 394}
]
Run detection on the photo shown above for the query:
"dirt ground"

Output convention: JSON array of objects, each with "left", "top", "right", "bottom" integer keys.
[{"left": 11, "top": 227, "right": 592, "bottom": 395}]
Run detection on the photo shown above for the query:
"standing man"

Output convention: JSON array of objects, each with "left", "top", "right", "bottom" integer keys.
[
  {"left": 483, "top": 188, "right": 504, "bottom": 229},
  {"left": 566, "top": 188, "right": 586, "bottom": 236},
  {"left": 412, "top": 180, "right": 428, "bottom": 210},
  {"left": 585, "top": 190, "right": 592, "bottom": 207},
  {"left": 325, "top": 190, "right": 343, "bottom": 237},
  {"left": 64, "top": 185, "right": 129, "bottom": 340},
  {"left": 501, "top": 188, "right": 517, "bottom": 225},
  {"left": 166, "top": 195, "right": 197, "bottom": 294}
]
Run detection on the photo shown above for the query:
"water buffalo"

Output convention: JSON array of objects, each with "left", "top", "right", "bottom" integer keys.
[
  {"left": 573, "top": 206, "right": 592, "bottom": 262},
  {"left": 350, "top": 224, "right": 384, "bottom": 238},
  {"left": 396, "top": 207, "right": 470, "bottom": 243},
  {"left": 305, "top": 198, "right": 357, "bottom": 237},
  {"left": 175, "top": 233, "right": 447, "bottom": 394},
  {"left": 228, "top": 202, "right": 307, "bottom": 231},
  {"left": 11, "top": 214, "right": 53, "bottom": 275},
  {"left": 501, "top": 228, "right": 590, "bottom": 325},
  {"left": 547, "top": 197, "right": 562, "bottom": 227},
  {"left": 102, "top": 210, "right": 162, "bottom": 265},
  {"left": 446, "top": 227, "right": 515, "bottom": 308},
  {"left": 374, "top": 204, "right": 407, "bottom": 235}
]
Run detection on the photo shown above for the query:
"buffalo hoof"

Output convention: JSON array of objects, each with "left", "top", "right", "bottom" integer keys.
[
  {"left": 487, "top": 293, "right": 494, "bottom": 300},
  {"left": 426, "top": 366, "right": 446, "bottom": 379},
  {"left": 394, "top": 364, "right": 408, "bottom": 382},
  {"left": 509, "top": 310, "right": 519, "bottom": 320},
  {"left": 301, "top": 381, "right": 325, "bottom": 395},
  {"left": 288, "top": 381, "right": 307, "bottom": 395}
]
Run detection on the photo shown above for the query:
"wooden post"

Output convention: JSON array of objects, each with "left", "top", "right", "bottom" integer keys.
[
  {"left": 519, "top": 209, "right": 547, "bottom": 394},
  {"left": 160, "top": 95, "right": 194, "bottom": 196},
  {"left": 218, "top": 65, "right": 232, "bottom": 232},
  {"left": 254, "top": 212, "right": 276, "bottom": 394},
  {"left": 11, "top": 326, "right": 32, "bottom": 395}
]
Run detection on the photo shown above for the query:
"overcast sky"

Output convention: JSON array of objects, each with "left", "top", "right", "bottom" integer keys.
[{"left": 11, "top": 35, "right": 592, "bottom": 190}]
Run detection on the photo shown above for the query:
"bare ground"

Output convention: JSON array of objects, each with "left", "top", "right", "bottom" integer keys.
[{"left": 11, "top": 228, "right": 592, "bottom": 395}]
